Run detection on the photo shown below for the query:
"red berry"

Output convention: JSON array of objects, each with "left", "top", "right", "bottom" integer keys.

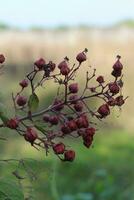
[
  {"left": 16, "top": 95, "right": 27, "bottom": 106},
  {"left": 34, "top": 58, "right": 46, "bottom": 70},
  {"left": 97, "top": 104, "right": 110, "bottom": 118},
  {"left": 69, "top": 95, "right": 78, "bottom": 104},
  {"left": 113, "top": 56, "right": 123, "bottom": 71},
  {"left": 53, "top": 99, "right": 64, "bottom": 111},
  {"left": 64, "top": 150, "right": 75, "bottom": 161},
  {"left": 96, "top": 76, "right": 104, "bottom": 84},
  {"left": 83, "top": 137, "right": 93, "bottom": 148},
  {"left": 85, "top": 127, "right": 96, "bottom": 137},
  {"left": 115, "top": 96, "right": 125, "bottom": 106},
  {"left": 19, "top": 79, "right": 29, "bottom": 88},
  {"left": 60, "top": 66, "right": 70, "bottom": 76},
  {"left": 43, "top": 114, "right": 50, "bottom": 122},
  {"left": 109, "top": 82, "right": 120, "bottom": 94},
  {"left": 61, "top": 124, "right": 71, "bottom": 134},
  {"left": 0, "top": 54, "right": 5, "bottom": 64},
  {"left": 69, "top": 83, "right": 78, "bottom": 93},
  {"left": 76, "top": 115, "right": 89, "bottom": 128},
  {"left": 53, "top": 143, "right": 65, "bottom": 154},
  {"left": 74, "top": 101, "right": 83, "bottom": 112},
  {"left": 49, "top": 116, "right": 59, "bottom": 125},
  {"left": 6, "top": 118, "right": 19, "bottom": 129},
  {"left": 111, "top": 69, "right": 122, "bottom": 78},
  {"left": 67, "top": 120, "right": 77, "bottom": 131},
  {"left": 24, "top": 127, "right": 38, "bottom": 144},
  {"left": 76, "top": 52, "right": 87, "bottom": 63},
  {"left": 58, "top": 60, "right": 68, "bottom": 69}
]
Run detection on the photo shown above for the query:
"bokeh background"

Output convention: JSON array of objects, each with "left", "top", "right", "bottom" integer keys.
[{"left": 0, "top": 0, "right": 134, "bottom": 199}]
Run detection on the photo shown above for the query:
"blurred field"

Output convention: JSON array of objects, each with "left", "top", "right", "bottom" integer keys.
[{"left": 0, "top": 27, "right": 134, "bottom": 200}]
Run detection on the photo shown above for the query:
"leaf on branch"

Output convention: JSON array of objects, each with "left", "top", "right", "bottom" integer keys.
[{"left": 28, "top": 93, "right": 39, "bottom": 112}]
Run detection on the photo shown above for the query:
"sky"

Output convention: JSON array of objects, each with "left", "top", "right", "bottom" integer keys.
[{"left": 0, "top": 0, "right": 134, "bottom": 28}]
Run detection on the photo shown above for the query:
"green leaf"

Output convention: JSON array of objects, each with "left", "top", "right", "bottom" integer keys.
[
  {"left": 0, "top": 103, "right": 9, "bottom": 123},
  {"left": 28, "top": 93, "right": 39, "bottom": 112},
  {"left": 0, "top": 179, "right": 24, "bottom": 200}
]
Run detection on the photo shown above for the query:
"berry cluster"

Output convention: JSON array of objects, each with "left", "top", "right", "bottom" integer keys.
[{"left": 0, "top": 49, "right": 127, "bottom": 162}]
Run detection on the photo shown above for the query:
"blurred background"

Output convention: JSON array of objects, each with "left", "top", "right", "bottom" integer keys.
[{"left": 0, "top": 0, "right": 134, "bottom": 199}]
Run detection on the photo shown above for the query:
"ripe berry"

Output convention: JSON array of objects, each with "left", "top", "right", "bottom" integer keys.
[
  {"left": 76, "top": 115, "right": 89, "bottom": 128},
  {"left": 76, "top": 51, "right": 87, "bottom": 63},
  {"left": 53, "top": 99, "right": 64, "bottom": 111},
  {"left": 64, "top": 150, "right": 75, "bottom": 161},
  {"left": 19, "top": 79, "right": 29, "bottom": 88},
  {"left": 34, "top": 58, "right": 46, "bottom": 70},
  {"left": 58, "top": 60, "right": 68, "bottom": 69},
  {"left": 67, "top": 120, "right": 77, "bottom": 131},
  {"left": 60, "top": 66, "right": 70, "bottom": 76},
  {"left": 69, "top": 95, "right": 78, "bottom": 104},
  {"left": 48, "top": 61, "right": 56, "bottom": 71},
  {"left": 49, "top": 116, "right": 59, "bottom": 125},
  {"left": 61, "top": 124, "right": 71, "bottom": 134},
  {"left": 0, "top": 54, "right": 5, "bottom": 64},
  {"left": 6, "top": 118, "right": 19, "bottom": 129},
  {"left": 53, "top": 143, "right": 65, "bottom": 154},
  {"left": 16, "top": 95, "right": 27, "bottom": 106},
  {"left": 115, "top": 96, "right": 125, "bottom": 106},
  {"left": 111, "top": 69, "right": 122, "bottom": 78},
  {"left": 85, "top": 127, "right": 96, "bottom": 137},
  {"left": 109, "top": 82, "right": 120, "bottom": 94},
  {"left": 97, "top": 104, "right": 110, "bottom": 118},
  {"left": 43, "top": 114, "right": 50, "bottom": 122},
  {"left": 69, "top": 83, "right": 78, "bottom": 93},
  {"left": 74, "top": 101, "right": 83, "bottom": 112},
  {"left": 113, "top": 56, "right": 123, "bottom": 71},
  {"left": 96, "top": 76, "right": 104, "bottom": 84},
  {"left": 24, "top": 127, "right": 38, "bottom": 144},
  {"left": 83, "top": 136, "right": 93, "bottom": 148}
]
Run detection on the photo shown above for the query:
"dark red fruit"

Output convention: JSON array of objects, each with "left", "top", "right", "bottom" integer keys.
[
  {"left": 58, "top": 60, "right": 68, "bottom": 69},
  {"left": 109, "top": 82, "right": 120, "bottom": 94},
  {"left": 69, "top": 83, "right": 78, "bottom": 93},
  {"left": 19, "top": 79, "right": 29, "bottom": 88},
  {"left": 76, "top": 115, "right": 89, "bottom": 128},
  {"left": 16, "top": 95, "right": 27, "bottom": 106},
  {"left": 97, "top": 104, "right": 110, "bottom": 118},
  {"left": 0, "top": 54, "right": 5, "bottom": 64},
  {"left": 6, "top": 118, "right": 19, "bottom": 129},
  {"left": 107, "top": 98, "right": 116, "bottom": 106},
  {"left": 96, "top": 76, "right": 104, "bottom": 84},
  {"left": 115, "top": 96, "right": 125, "bottom": 106},
  {"left": 76, "top": 52, "right": 87, "bottom": 63},
  {"left": 43, "top": 114, "right": 50, "bottom": 122},
  {"left": 53, "top": 143, "right": 65, "bottom": 154},
  {"left": 53, "top": 99, "right": 64, "bottom": 111},
  {"left": 67, "top": 120, "right": 77, "bottom": 131},
  {"left": 85, "top": 127, "right": 96, "bottom": 137},
  {"left": 49, "top": 116, "right": 59, "bottom": 125},
  {"left": 61, "top": 124, "right": 71, "bottom": 134},
  {"left": 60, "top": 66, "right": 70, "bottom": 75},
  {"left": 34, "top": 58, "right": 46, "bottom": 70},
  {"left": 64, "top": 150, "right": 75, "bottom": 161},
  {"left": 69, "top": 95, "right": 78, "bottom": 104},
  {"left": 24, "top": 127, "right": 38, "bottom": 144},
  {"left": 113, "top": 56, "right": 123, "bottom": 71},
  {"left": 74, "top": 102, "right": 83, "bottom": 112},
  {"left": 111, "top": 69, "right": 122, "bottom": 78}
]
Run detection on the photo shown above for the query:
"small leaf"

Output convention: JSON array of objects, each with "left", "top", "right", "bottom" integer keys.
[{"left": 28, "top": 93, "right": 39, "bottom": 111}]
